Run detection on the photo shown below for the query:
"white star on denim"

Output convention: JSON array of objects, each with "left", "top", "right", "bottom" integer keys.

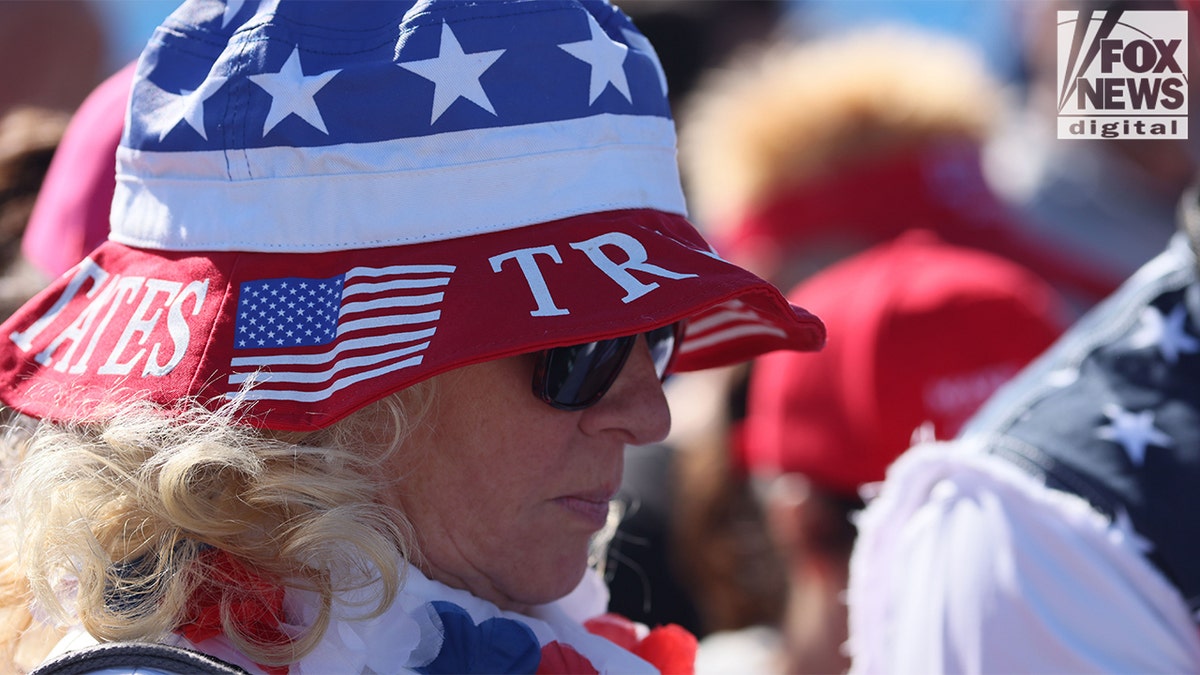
[
  {"left": 146, "top": 71, "right": 229, "bottom": 141},
  {"left": 1129, "top": 302, "right": 1200, "bottom": 364},
  {"left": 248, "top": 47, "right": 341, "bottom": 136},
  {"left": 560, "top": 13, "right": 630, "bottom": 104},
  {"left": 621, "top": 27, "right": 666, "bottom": 96},
  {"left": 1097, "top": 403, "right": 1173, "bottom": 467},
  {"left": 398, "top": 21, "right": 505, "bottom": 124},
  {"left": 1108, "top": 508, "right": 1154, "bottom": 555}
]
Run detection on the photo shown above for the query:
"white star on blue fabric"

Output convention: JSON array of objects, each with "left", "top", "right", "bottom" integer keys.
[
  {"left": 146, "top": 72, "right": 229, "bottom": 141},
  {"left": 560, "top": 14, "right": 631, "bottom": 104},
  {"left": 222, "top": 0, "right": 246, "bottom": 28},
  {"left": 1108, "top": 508, "right": 1154, "bottom": 555},
  {"left": 397, "top": 21, "right": 505, "bottom": 125},
  {"left": 1129, "top": 302, "right": 1200, "bottom": 364},
  {"left": 621, "top": 27, "right": 666, "bottom": 96},
  {"left": 1097, "top": 403, "right": 1173, "bottom": 467},
  {"left": 248, "top": 48, "right": 341, "bottom": 136}
]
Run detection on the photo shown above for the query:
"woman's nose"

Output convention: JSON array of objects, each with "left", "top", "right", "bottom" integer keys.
[{"left": 579, "top": 334, "right": 671, "bottom": 444}]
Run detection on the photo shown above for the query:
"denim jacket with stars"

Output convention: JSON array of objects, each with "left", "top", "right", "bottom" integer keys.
[{"left": 959, "top": 229, "right": 1200, "bottom": 617}]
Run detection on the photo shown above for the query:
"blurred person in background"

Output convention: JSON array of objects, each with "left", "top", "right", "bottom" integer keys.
[
  {"left": 606, "top": 25, "right": 1087, "bottom": 640},
  {"left": 0, "top": 108, "right": 69, "bottom": 320},
  {"left": 20, "top": 62, "right": 133, "bottom": 282},
  {"left": 0, "top": 0, "right": 132, "bottom": 317},
  {"left": 847, "top": 183, "right": 1200, "bottom": 675},
  {"left": 696, "top": 233, "right": 1068, "bottom": 674},
  {"left": 0, "top": 1, "right": 107, "bottom": 118},
  {"left": 679, "top": 25, "right": 1120, "bottom": 308},
  {"left": 843, "top": 7, "right": 1200, "bottom": 666},
  {"left": 782, "top": 0, "right": 1197, "bottom": 269}
]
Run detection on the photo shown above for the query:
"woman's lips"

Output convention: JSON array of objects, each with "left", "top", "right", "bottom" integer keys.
[{"left": 555, "top": 488, "right": 616, "bottom": 529}]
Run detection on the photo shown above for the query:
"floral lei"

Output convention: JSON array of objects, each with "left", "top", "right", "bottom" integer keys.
[{"left": 177, "top": 549, "right": 697, "bottom": 674}]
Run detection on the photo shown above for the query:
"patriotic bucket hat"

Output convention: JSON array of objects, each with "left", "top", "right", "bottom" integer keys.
[{"left": 0, "top": 0, "right": 824, "bottom": 431}]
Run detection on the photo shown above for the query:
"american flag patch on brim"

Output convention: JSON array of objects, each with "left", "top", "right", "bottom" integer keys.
[{"left": 228, "top": 265, "right": 454, "bottom": 403}]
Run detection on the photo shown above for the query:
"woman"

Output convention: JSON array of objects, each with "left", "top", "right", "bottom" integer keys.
[{"left": 0, "top": 1, "right": 824, "bottom": 673}]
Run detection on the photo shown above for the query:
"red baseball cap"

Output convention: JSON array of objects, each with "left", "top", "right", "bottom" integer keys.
[
  {"left": 741, "top": 233, "right": 1067, "bottom": 496},
  {"left": 0, "top": 0, "right": 824, "bottom": 431}
]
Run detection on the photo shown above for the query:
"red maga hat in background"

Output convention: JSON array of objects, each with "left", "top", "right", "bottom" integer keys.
[{"left": 741, "top": 233, "right": 1068, "bottom": 496}]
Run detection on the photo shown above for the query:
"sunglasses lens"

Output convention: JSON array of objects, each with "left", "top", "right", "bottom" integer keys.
[
  {"left": 645, "top": 322, "right": 682, "bottom": 380},
  {"left": 535, "top": 321, "right": 686, "bottom": 410},
  {"left": 540, "top": 336, "right": 636, "bottom": 410}
]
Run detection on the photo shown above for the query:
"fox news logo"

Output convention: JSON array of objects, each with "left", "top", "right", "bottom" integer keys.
[{"left": 1057, "top": 10, "right": 1188, "bottom": 139}]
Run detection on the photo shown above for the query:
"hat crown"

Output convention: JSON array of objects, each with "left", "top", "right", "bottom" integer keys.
[
  {"left": 114, "top": 0, "right": 684, "bottom": 252},
  {"left": 126, "top": 0, "right": 672, "bottom": 152}
]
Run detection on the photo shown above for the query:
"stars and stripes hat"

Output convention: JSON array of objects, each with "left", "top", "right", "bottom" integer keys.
[{"left": 0, "top": 0, "right": 824, "bottom": 431}]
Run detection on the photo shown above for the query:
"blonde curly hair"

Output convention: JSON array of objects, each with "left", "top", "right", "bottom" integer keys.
[{"left": 0, "top": 381, "right": 434, "bottom": 671}]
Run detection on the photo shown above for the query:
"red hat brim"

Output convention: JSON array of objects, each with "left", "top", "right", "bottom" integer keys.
[{"left": 0, "top": 209, "right": 823, "bottom": 430}]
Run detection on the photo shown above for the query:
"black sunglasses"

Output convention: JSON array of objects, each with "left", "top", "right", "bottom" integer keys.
[{"left": 533, "top": 322, "right": 686, "bottom": 411}]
